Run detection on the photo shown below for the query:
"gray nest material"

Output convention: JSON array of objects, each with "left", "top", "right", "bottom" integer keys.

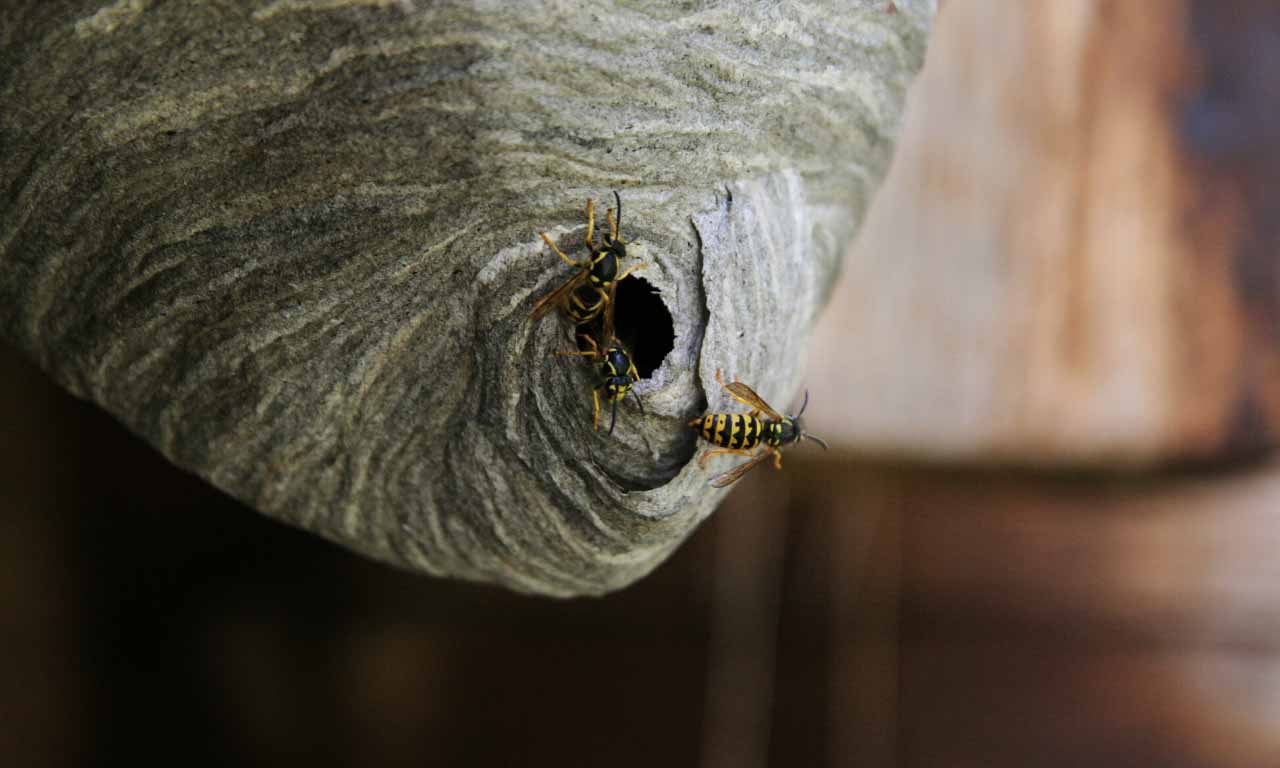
[{"left": 0, "top": 0, "right": 931, "bottom": 595}]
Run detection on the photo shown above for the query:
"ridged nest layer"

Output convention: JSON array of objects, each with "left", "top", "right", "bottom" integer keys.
[{"left": 0, "top": 0, "right": 931, "bottom": 595}]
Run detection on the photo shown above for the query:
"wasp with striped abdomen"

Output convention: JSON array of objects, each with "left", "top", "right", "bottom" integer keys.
[
  {"left": 555, "top": 277, "right": 644, "bottom": 434},
  {"left": 689, "top": 370, "right": 829, "bottom": 487},
  {"left": 530, "top": 191, "right": 644, "bottom": 327}
]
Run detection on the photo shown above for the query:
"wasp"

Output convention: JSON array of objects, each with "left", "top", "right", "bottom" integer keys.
[
  {"left": 556, "top": 281, "right": 644, "bottom": 434},
  {"left": 530, "top": 191, "right": 644, "bottom": 327},
  {"left": 689, "top": 370, "right": 829, "bottom": 487}
]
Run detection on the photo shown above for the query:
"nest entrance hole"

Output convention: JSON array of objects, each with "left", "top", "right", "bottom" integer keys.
[{"left": 613, "top": 275, "right": 673, "bottom": 378}]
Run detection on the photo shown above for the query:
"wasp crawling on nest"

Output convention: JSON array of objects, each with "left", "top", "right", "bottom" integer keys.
[
  {"left": 689, "top": 370, "right": 828, "bottom": 487},
  {"left": 553, "top": 280, "right": 644, "bottom": 435},
  {"left": 533, "top": 192, "right": 646, "bottom": 434},
  {"left": 530, "top": 191, "right": 645, "bottom": 328}
]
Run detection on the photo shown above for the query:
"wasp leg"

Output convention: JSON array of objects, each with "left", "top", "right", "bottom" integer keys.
[
  {"left": 585, "top": 198, "right": 596, "bottom": 251},
  {"left": 714, "top": 368, "right": 748, "bottom": 388},
  {"left": 553, "top": 345, "right": 599, "bottom": 359},
  {"left": 606, "top": 206, "right": 618, "bottom": 241},
  {"left": 540, "top": 232, "right": 580, "bottom": 268},
  {"left": 697, "top": 446, "right": 757, "bottom": 470},
  {"left": 592, "top": 387, "right": 602, "bottom": 431},
  {"left": 771, "top": 448, "right": 783, "bottom": 470},
  {"left": 613, "top": 262, "right": 648, "bottom": 282},
  {"left": 715, "top": 368, "right": 748, "bottom": 388},
  {"left": 712, "top": 369, "right": 740, "bottom": 404},
  {"left": 554, "top": 335, "right": 599, "bottom": 359}
]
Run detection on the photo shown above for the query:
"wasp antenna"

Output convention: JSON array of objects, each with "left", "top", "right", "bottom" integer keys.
[
  {"left": 798, "top": 389, "right": 811, "bottom": 417},
  {"left": 608, "top": 395, "right": 620, "bottom": 435},
  {"left": 612, "top": 190, "right": 622, "bottom": 233},
  {"left": 807, "top": 434, "right": 830, "bottom": 450},
  {"left": 631, "top": 389, "right": 645, "bottom": 415}
]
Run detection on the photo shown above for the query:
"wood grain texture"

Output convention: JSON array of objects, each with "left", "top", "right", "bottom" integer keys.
[
  {"left": 890, "top": 461, "right": 1280, "bottom": 767},
  {"left": 0, "top": 1, "right": 931, "bottom": 594},
  {"left": 806, "top": 0, "right": 1280, "bottom": 467}
]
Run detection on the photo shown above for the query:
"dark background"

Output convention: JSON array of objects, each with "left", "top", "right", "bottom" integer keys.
[{"left": 4, "top": 342, "right": 1279, "bottom": 767}]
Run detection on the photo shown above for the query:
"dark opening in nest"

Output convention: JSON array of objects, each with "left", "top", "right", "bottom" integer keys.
[{"left": 612, "top": 275, "right": 674, "bottom": 378}]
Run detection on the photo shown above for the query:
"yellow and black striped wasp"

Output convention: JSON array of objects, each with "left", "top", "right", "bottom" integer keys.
[
  {"left": 556, "top": 278, "right": 644, "bottom": 435},
  {"left": 530, "top": 191, "right": 645, "bottom": 327},
  {"left": 689, "top": 370, "right": 829, "bottom": 487}
]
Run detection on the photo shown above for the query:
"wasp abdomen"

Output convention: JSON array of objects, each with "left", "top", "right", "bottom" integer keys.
[
  {"left": 695, "top": 413, "right": 767, "bottom": 450},
  {"left": 567, "top": 283, "right": 606, "bottom": 325}
]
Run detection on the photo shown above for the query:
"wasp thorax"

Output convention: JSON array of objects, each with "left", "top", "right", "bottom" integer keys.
[
  {"left": 778, "top": 418, "right": 801, "bottom": 445},
  {"left": 592, "top": 250, "right": 619, "bottom": 282}
]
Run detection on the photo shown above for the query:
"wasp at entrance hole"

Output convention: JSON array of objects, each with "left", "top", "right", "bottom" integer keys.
[
  {"left": 530, "top": 191, "right": 645, "bottom": 328},
  {"left": 689, "top": 370, "right": 828, "bottom": 488},
  {"left": 555, "top": 284, "right": 644, "bottom": 435}
]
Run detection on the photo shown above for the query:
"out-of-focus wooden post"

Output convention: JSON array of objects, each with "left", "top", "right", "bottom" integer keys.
[
  {"left": 809, "top": 0, "right": 1280, "bottom": 466},
  {"left": 800, "top": 0, "right": 1280, "bottom": 764}
]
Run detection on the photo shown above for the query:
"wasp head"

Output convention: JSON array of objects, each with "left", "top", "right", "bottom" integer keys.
[{"left": 783, "top": 390, "right": 830, "bottom": 450}]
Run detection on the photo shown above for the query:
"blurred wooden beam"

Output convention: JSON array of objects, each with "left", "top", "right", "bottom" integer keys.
[
  {"left": 892, "top": 459, "right": 1280, "bottom": 767},
  {"left": 807, "top": 0, "right": 1280, "bottom": 466}
]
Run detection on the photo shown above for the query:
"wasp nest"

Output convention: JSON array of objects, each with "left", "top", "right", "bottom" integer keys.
[{"left": 0, "top": 0, "right": 932, "bottom": 595}]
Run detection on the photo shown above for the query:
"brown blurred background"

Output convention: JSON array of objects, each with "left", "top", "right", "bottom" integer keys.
[
  {"left": 9, "top": 1, "right": 1280, "bottom": 763},
  {"left": 7, "top": 337, "right": 1280, "bottom": 768}
]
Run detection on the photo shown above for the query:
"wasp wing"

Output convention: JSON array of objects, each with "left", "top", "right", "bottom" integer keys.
[
  {"left": 709, "top": 449, "right": 772, "bottom": 488},
  {"left": 600, "top": 277, "right": 619, "bottom": 343},
  {"left": 530, "top": 266, "right": 591, "bottom": 321},
  {"left": 721, "top": 380, "right": 783, "bottom": 421}
]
